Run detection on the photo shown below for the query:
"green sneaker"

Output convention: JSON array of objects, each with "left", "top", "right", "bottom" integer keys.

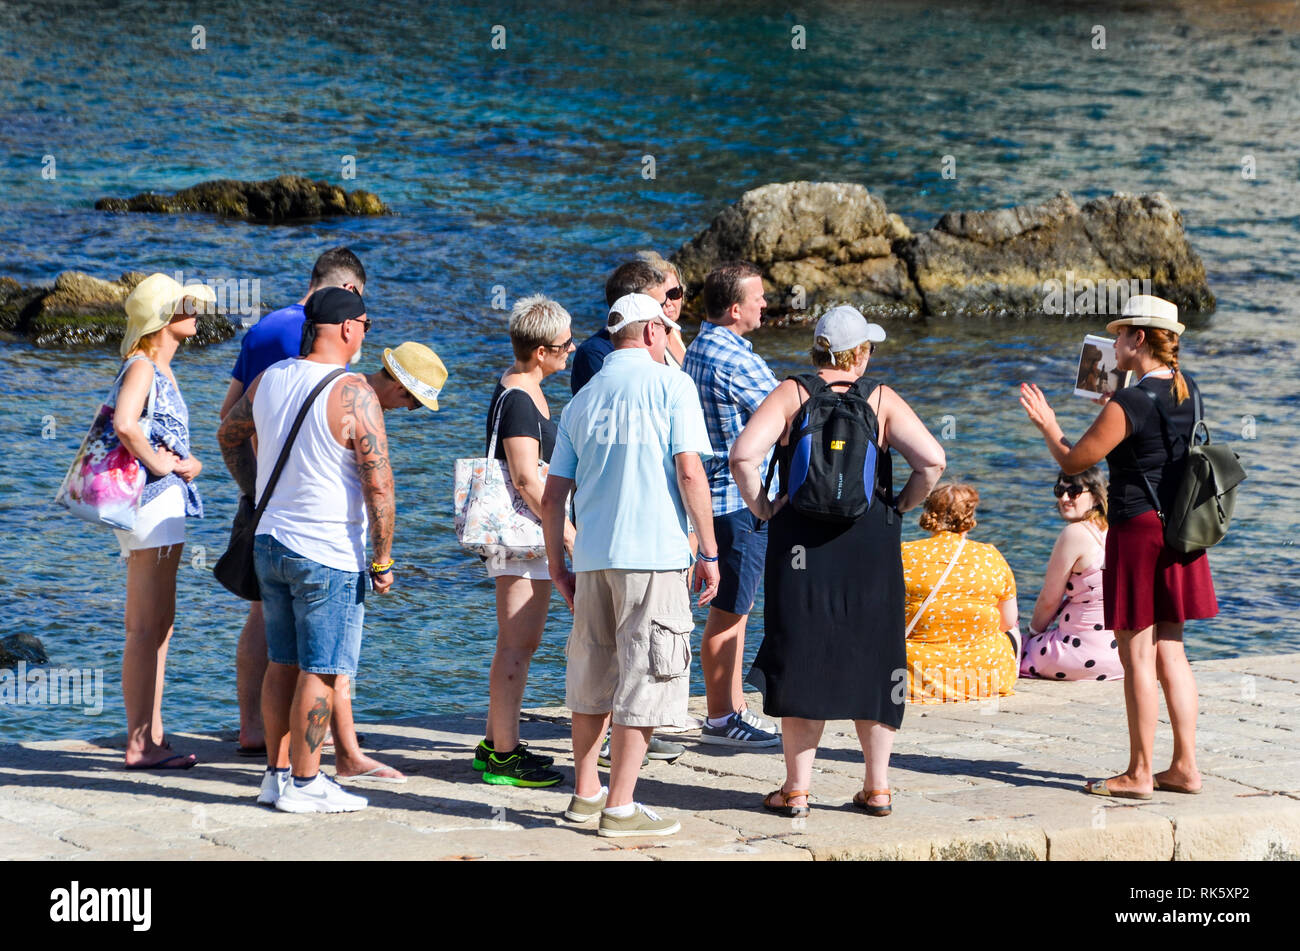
[
  {"left": 563, "top": 786, "right": 608, "bottom": 822},
  {"left": 483, "top": 747, "right": 564, "bottom": 788},
  {"left": 597, "top": 803, "right": 680, "bottom": 837},
  {"left": 472, "top": 739, "right": 554, "bottom": 772}
]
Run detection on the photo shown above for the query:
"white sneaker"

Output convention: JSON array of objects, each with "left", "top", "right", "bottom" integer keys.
[
  {"left": 274, "top": 773, "right": 368, "bottom": 814},
  {"left": 257, "top": 769, "right": 290, "bottom": 806}
]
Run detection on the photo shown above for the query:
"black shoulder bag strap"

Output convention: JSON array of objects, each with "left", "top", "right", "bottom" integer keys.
[{"left": 249, "top": 367, "right": 348, "bottom": 530}]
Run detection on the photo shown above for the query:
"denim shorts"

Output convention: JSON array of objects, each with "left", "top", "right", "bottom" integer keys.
[
  {"left": 712, "top": 506, "right": 768, "bottom": 615},
  {"left": 254, "top": 534, "right": 366, "bottom": 676}
]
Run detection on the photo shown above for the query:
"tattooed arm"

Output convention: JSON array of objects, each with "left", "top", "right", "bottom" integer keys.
[
  {"left": 216, "top": 377, "right": 261, "bottom": 499},
  {"left": 340, "top": 376, "right": 395, "bottom": 590}
]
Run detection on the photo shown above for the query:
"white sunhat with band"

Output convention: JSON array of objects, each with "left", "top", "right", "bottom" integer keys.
[
  {"left": 1106, "top": 294, "right": 1185, "bottom": 335},
  {"left": 607, "top": 292, "right": 681, "bottom": 333},
  {"left": 382, "top": 341, "right": 448, "bottom": 411}
]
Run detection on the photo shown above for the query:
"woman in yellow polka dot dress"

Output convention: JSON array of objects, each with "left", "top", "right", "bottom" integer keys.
[{"left": 903, "top": 484, "right": 1019, "bottom": 703}]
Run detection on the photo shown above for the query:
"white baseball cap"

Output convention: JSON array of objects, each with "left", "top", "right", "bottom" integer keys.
[
  {"left": 813, "top": 305, "right": 886, "bottom": 354},
  {"left": 607, "top": 293, "right": 681, "bottom": 333}
]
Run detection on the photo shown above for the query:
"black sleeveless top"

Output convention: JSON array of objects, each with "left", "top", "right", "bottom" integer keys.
[{"left": 1105, "top": 373, "right": 1200, "bottom": 521}]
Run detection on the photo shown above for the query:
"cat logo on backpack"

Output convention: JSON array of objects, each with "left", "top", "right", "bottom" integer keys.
[{"left": 830, "top": 440, "right": 845, "bottom": 451}]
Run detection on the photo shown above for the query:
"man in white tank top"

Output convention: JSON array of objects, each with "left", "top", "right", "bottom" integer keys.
[{"left": 218, "top": 287, "right": 395, "bottom": 814}]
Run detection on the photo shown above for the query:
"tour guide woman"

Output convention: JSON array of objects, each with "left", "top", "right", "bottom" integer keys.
[
  {"left": 730, "top": 306, "right": 945, "bottom": 818},
  {"left": 1019, "top": 295, "right": 1216, "bottom": 799}
]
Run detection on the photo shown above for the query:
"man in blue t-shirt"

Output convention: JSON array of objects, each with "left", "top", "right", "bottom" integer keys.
[
  {"left": 219, "top": 248, "right": 401, "bottom": 782},
  {"left": 570, "top": 258, "right": 686, "bottom": 394}
]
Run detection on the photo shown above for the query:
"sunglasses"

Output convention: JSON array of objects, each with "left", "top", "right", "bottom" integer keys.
[
  {"left": 1053, "top": 482, "right": 1086, "bottom": 499},
  {"left": 350, "top": 316, "right": 372, "bottom": 332},
  {"left": 543, "top": 336, "right": 574, "bottom": 351},
  {"left": 664, "top": 286, "right": 684, "bottom": 301}
]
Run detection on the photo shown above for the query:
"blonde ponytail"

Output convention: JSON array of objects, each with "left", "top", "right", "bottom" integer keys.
[{"left": 1143, "top": 328, "right": 1189, "bottom": 404}]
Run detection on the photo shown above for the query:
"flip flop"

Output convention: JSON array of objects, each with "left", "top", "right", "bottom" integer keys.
[
  {"left": 1153, "top": 778, "right": 1202, "bottom": 795},
  {"left": 236, "top": 744, "right": 267, "bottom": 758},
  {"left": 1085, "top": 778, "right": 1151, "bottom": 800},
  {"left": 337, "top": 766, "right": 406, "bottom": 784},
  {"left": 126, "top": 753, "right": 198, "bottom": 771}
]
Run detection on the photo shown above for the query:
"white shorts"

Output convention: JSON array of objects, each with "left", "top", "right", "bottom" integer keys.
[
  {"left": 114, "top": 482, "right": 186, "bottom": 557},
  {"left": 485, "top": 555, "right": 552, "bottom": 581}
]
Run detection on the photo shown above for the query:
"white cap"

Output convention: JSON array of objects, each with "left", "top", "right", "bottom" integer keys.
[
  {"left": 813, "top": 305, "right": 886, "bottom": 354},
  {"left": 1106, "top": 294, "right": 1185, "bottom": 335},
  {"left": 607, "top": 293, "right": 681, "bottom": 333}
]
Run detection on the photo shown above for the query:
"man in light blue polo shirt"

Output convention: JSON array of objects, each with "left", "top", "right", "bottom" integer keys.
[{"left": 542, "top": 293, "right": 719, "bottom": 838}]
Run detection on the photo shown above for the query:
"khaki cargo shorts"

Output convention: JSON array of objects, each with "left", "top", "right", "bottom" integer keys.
[{"left": 565, "top": 568, "right": 694, "bottom": 728}]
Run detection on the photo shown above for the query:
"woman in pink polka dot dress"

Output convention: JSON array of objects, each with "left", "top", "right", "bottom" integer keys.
[{"left": 1020, "top": 467, "right": 1124, "bottom": 682}]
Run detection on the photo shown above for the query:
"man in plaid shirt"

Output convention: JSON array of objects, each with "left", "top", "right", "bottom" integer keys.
[{"left": 682, "top": 261, "right": 782, "bottom": 748}]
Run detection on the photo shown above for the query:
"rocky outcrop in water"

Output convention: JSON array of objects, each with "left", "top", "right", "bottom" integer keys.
[
  {"left": 95, "top": 174, "right": 391, "bottom": 223},
  {"left": 672, "top": 183, "right": 1214, "bottom": 323},
  {"left": 0, "top": 271, "right": 237, "bottom": 348},
  {"left": 0, "top": 634, "right": 48, "bottom": 669}
]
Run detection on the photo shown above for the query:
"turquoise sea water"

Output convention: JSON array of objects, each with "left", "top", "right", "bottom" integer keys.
[{"left": 1, "top": 1, "right": 1298, "bottom": 740}]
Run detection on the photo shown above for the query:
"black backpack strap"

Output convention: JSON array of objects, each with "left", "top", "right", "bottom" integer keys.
[{"left": 251, "top": 368, "right": 349, "bottom": 527}]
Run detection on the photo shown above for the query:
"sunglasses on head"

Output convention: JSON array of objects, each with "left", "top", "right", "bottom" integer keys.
[
  {"left": 664, "top": 286, "right": 684, "bottom": 301},
  {"left": 1053, "top": 482, "right": 1086, "bottom": 499}
]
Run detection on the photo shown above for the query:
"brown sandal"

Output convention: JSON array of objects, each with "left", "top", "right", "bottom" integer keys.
[
  {"left": 763, "top": 788, "right": 810, "bottom": 818},
  {"left": 853, "top": 788, "right": 892, "bottom": 817}
]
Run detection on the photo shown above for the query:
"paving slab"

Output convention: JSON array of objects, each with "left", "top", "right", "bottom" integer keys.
[{"left": 2, "top": 653, "right": 1299, "bottom": 860}]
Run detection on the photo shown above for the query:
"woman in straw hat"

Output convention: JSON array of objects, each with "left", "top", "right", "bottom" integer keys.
[
  {"left": 112, "top": 273, "right": 215, "bottom": 769},
  {"left": 1019, "top": 295, "right": 1216, "bottom": 799}
]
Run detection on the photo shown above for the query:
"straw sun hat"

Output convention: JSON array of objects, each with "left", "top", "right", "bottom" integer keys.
[
  {"left": 120, "top": 273, "right": 217, "bottom": 357},
  {"left": 382, "top": 342, "right": 448, "bottom": 411}
]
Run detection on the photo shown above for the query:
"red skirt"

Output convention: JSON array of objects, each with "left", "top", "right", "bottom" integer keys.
[{"left": 1103, "top": 510, "right": 1218, "bottom": 631}]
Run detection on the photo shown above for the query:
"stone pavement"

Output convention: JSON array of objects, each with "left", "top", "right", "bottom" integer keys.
[{"left": 1, "top": 653, "right": 1297, "bottom": 861}]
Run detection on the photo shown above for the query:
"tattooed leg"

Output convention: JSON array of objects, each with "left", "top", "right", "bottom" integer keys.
[
  {"left": 305, "top": 696, "right": 331, "bottom": 753},
  {"left": 289, "top": 672, "right": 336, "bottom": 778}
]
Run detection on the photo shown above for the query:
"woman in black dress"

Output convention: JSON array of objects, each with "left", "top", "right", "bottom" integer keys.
[{"left": 729, "top": 307, "right": 945, "bottom": 817}]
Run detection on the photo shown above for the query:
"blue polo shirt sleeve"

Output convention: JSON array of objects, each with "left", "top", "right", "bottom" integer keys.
[
  {"left": 549, "top": 411, "right": 578, "bottom": 480},
  {"left": 669, "top": 376, "right": 715, "bottom": 459}
]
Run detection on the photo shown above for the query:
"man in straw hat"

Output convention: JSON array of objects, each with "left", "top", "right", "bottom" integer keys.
[
  {"left": 218, "top": 287, "right": 445, "bottom": 813},
  {"left": 219, "top": 249, "right": 408, "bottom": 784}
]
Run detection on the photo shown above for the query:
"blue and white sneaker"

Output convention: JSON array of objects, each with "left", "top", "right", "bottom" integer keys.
[
  {"left": 698, "top": 712, "right": 780, "bottom": 748},
  {"left": 740, "top": 708, "right": 781, "bottom": 735}
]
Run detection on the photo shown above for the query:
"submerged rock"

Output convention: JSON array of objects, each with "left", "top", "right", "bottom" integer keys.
[
  {"left": 0, "top": 271, "right": 237, "bottom": 349},
  {"left": 0, "top": 633, "right": 49, "bottom": 669},
  {"left": 672, "top": 183, "right": 1214, "bottom": 323},
  {"left": 95, "top": 174, "right": 392, "bottom": 223}
]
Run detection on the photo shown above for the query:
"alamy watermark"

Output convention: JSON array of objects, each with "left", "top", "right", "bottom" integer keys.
[
  {"left": 170, "top": 270, "right": 262, "bottom": 324},
  {"left": 0, "top": 662, "right": 104, "bottom": 715},
  {"left": 1041, "top": 272, "right": 1152, "bottom": 316}
]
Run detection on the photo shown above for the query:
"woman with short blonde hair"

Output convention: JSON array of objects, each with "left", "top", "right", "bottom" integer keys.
[{"left": 474, "top": 294, "right": 577, "bottom": 787}]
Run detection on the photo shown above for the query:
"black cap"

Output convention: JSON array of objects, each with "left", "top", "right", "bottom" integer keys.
[{"left": 304, "top": 286, "right": 366, "bottom": 324}]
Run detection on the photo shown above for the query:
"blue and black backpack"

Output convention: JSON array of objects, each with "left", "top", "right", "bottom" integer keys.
[{"left": 763, "top": 373, "right": 883, "bottom": 523}]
